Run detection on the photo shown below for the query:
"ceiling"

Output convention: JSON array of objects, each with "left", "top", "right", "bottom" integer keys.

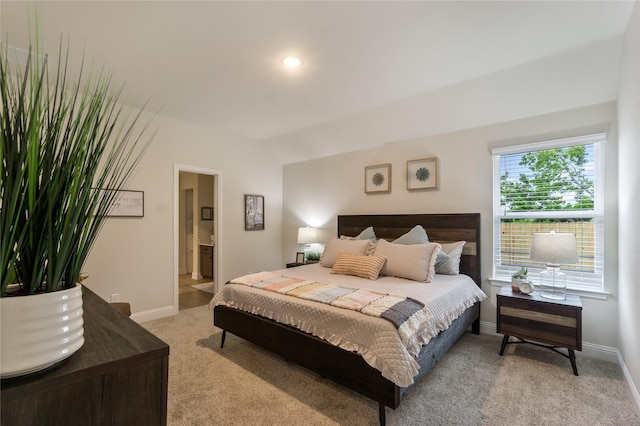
[{"left": 1, "top": 1, "right": 636, "bottom": 162}]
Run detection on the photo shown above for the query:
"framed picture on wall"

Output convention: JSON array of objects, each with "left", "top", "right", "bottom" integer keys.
[
  {"left": 364, "top": 163, "right": 392, "bottom": 194},
  {"left": 104, "top": 189, "right": 144, "bottom": 217},
  {"left": 244, "top": 194, "right": 264, "bottom": 231},
  {"left": 407, "top": 157, "right": 438, "bottom": 191},
  {"left": 201, "top": 207, "right": 213, "bottom": 220}
]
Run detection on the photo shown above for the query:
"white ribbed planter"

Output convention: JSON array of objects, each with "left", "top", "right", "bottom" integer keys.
[{"left": 0, "top": 284, "right": 84, "bottom": 378}]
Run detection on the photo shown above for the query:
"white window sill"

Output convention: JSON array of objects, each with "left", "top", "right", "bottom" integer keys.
[{"left": 489, "top": 277, "right": 610, "bottom": 301}]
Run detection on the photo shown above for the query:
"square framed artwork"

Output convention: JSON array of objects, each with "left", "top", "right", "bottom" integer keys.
[
  {"left": 201, "top": 207, "right": 213, "bottom": 220},
  {"left": 364, "top": 163, "right": 392, "bottom": 194},
  {"left": 244, "top": 194, "right": 264, "bottom": 231},
  {"left": 407, "top": 157, "right": 438, "bottom": 191}
]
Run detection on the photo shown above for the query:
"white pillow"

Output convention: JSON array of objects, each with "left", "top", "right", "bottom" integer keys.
[
  {"left": 340, "top": 226, "right": 377, "bottom": 254},
  {"left": 320, "top": 237, "right": 372, "bottom": 268},
  {"left": 435, "top": 241, "right": 466, "bottom": 275},
  {"left": 373, "top": 239, "right": 441, "bottom": 282}
]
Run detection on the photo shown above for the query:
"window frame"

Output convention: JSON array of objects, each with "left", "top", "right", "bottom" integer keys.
[{"left": 491, "top": 133, "right": 605, "bottom": 294}]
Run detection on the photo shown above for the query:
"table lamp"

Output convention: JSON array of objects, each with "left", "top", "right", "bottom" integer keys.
[
  {"left": 529, "top": 231, "right": 578, "bottom": 300},
  {"left": 297, "top": 227, "right": 317, "bottom": 247}
]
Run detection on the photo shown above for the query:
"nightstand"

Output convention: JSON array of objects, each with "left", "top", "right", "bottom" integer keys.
[
  {"left": 286, "top": 262, "right": 305, "bottom": 268},
  {"left": 496, "top": 286, "right": 582, "bottom": 375}
]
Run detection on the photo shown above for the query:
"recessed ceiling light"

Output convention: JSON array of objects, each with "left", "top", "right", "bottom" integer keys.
[{"left": 282, "top": 56, "right": 302, "bottom": 68}]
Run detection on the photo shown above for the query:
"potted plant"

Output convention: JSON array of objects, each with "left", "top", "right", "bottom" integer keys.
[
  {"left": 305, "top": 252, "right": 321, "bottom": 263},
  {"left": 1, "top": 32, "right": 153, "bottom": 378},
  {"left": 511, "top": 267, "right": 530, "bottom": 292}
]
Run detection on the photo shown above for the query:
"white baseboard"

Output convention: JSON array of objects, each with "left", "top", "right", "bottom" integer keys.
[
  {"left": 618, "top": 352, "right": 640, "bottom": 417},
  {"left": 480, "top": 320, "right": 640, "bottom": 415},
  {"left": 131, "top": 305, "right": 177, "bottom": 323}
]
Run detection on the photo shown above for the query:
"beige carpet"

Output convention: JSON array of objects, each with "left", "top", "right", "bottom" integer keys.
[{"left": 142, "top": 305, "right": 640, "bottom": 426}]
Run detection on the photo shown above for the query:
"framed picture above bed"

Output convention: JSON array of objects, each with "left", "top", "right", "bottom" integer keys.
[
  {"left": 244, "top": 194, "right": 264, "bottom": 231},
  {"left": 364, "top": 163, "right": 391, "bottom": 194},
  {"left": 407, "top": 157, "right": 438, "bottom": 191}
]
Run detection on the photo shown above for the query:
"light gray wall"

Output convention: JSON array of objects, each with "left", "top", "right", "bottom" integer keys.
[
  {"left": 283, "top": 102, "right": 619, "bottom": 350},
  {"left": 617, "top": 1, "right": 640, "bottom": 408},
  {"left": 83, "top": 112, "right": 284, "bottom": 316}
]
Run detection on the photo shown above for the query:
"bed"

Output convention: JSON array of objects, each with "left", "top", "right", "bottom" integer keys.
[{"left": 213, "top": 213, "right": 485, "bottom": 425}]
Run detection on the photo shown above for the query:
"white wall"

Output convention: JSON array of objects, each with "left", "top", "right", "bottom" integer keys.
[
  {"left": 283, "top": 102, "right": 619, "bottom": 351},
  {"left": 617, "top": 1, "right": 640, "bottom": 408},
  {"left": 83, "top": 112, "right": 284, "bottom": 316}
]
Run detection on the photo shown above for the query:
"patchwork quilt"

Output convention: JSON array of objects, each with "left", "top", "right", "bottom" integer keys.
[{"left": 230, "top": 271, "right": 430, "bottom": 330}]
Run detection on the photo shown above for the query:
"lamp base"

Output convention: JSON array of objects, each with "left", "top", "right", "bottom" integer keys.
[
  {"left": 540, "top": 289, "right": 566, "bottom": 300},
  {"left": 538, "top": 266, "right": 567, "bottom": 300}
]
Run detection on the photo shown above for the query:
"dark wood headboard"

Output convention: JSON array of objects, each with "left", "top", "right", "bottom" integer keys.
[{"left": 337, "top": 213, "right": 481, "bottom": 287}]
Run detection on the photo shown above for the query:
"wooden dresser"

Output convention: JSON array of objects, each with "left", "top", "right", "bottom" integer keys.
[{"left": 1, "top": 286, "right": 169, "bottom": 425}]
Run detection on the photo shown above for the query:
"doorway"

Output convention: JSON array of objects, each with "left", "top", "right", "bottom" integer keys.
[{"left": 174, "top": 165, "right": 222, "bottom": 312}]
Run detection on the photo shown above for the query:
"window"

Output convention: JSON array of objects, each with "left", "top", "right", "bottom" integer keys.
[{"left": 492, "top": 134, "right": 605, "bottom": 293}]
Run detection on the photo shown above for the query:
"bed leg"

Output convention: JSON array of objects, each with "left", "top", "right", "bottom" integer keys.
[
  {"left": 472, "top": 317, "right": 480, "bottom": 335},
  {"left": 378, "top": 403, "right": 386, "bottom": 426},
  {"left": 220, "top": 330, "right": 227, "bottom": 349}
]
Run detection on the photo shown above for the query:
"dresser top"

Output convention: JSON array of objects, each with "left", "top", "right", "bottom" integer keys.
[{"left": 1, "top": 286, "right": 169, "bottom": 394}]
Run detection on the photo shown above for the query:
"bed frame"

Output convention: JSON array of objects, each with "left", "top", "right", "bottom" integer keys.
[{"left": 214, "top": 213, "right": 482, "bottom": 425}]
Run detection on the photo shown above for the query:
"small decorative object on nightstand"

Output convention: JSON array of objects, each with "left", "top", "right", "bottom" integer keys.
[
  {"left": 497, "top": 286, "right": 582, "bottom": 375},
  {"left": 517, "top": 280, "right": 534, "bottom": 294},
  {"left": 511, "top": 267, "right": 531, "bottom": 293},
  {"left": 305, "top": 252, "right": 321, "bottom": 263},
  {"left": 529, "top": 231, "right": 579, "bottom": 300}
]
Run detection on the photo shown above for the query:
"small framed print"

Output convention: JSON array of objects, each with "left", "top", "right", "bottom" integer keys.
[
  {"left": 244, "top": 194, "right": 264, "bottom": 231},
  {"left": 105, "top": 189, "right": 144, "bottom": 217},
  {"left": 296, "top": 252, "right": 305, "bottom": 264},
  {"left": 201, "top": 207, "right": 213, "bottom": 221},
  {"left": 365, "top": 163, "right": 391, "bottom": 194},
  {"left": 407, "top": 157, "right": 438, "bottom": 191}
]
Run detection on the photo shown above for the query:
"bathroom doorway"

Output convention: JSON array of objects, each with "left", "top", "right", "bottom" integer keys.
[{"left": 174, "top": 165, "right": 222, "bottom": 311}]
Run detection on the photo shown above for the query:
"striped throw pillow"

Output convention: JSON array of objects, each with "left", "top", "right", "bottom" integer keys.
[{"left": 330, "top": 252, "right": 386, "bottom": 280}]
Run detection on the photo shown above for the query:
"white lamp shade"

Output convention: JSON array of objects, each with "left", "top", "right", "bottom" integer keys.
[
  {"left": 529, "top": 232, "right": 579, "bottom": 265},
  {"left": 297, "top": 227, "right": 318, "bottom": 244}
]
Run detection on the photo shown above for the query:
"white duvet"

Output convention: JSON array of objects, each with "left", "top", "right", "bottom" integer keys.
[{"left": 211, "top": 263, "right": 487, "bottom": 387}]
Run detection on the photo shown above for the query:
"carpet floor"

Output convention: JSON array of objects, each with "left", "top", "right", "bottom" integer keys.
[{"left": 142, "top": 305, "right": 640, "bottom": 425}]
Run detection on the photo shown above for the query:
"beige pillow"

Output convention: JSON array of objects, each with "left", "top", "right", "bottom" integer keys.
[
  {"left": 320, "top": 237, "right": 372, "bottom": 268},
  {"left": 435, "top": 241, "right": 466, "bottom": 275},
  {"left": 373, "top": 239, "right": 441, "bottom": 282},
  {"left": 331, "top": 252, "right": 386, "bottom": 280}
]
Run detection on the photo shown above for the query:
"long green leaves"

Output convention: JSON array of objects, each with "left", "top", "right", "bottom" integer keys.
[{"left": 1, "top": 34, "right": 154, "bottom": 296}]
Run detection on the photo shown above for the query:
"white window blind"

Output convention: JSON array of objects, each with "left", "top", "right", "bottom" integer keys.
[{"left": 492, "top": 134, "right": 605, "bottom": 292}]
